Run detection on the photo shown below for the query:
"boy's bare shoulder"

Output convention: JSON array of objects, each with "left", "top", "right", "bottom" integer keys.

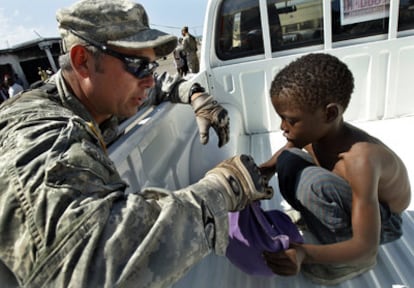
[
  {"left": 340, "top": 124, "right": 400, "bottom": 167},
  {"left": 337, "top": 130, "right": 410, "bottom": 213}
]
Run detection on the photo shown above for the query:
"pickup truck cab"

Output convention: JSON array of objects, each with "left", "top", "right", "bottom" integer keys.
[{"left": 109, "top": 1, "right": 414, "bottom": 287}]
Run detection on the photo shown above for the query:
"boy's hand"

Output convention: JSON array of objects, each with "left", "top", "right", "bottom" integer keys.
[
  {"left": 263, "top": 243, "right": 305, "bottom": 276},
  {"left": 259, "top": 165, "right": 276, "bottom": 183},
  {"left": 259, "top": 141, "right": 298, "bottom": 181}
]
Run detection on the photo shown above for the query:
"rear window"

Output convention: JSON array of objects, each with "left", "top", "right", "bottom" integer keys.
[
  {"left": 216, "top": 0, "right": 264, "bottom": 60},
  {"left": 216, "top": 0, "right": 324, "bottom": 60},
  {"left": 215, "top": 0, "right": 414, "bottom": 60},
  {"left": 268, "top": 0, "right": 323, "bottom": 52},
  {"left": 331, "top": 0, "right": 389, "bottom": 42},
  {"left": 399, "top": 0, "right": 414, "bottom": 32}
]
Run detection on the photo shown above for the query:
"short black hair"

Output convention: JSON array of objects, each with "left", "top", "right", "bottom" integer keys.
[{"left": 270, "top": 53, "right": 354, "bottom": 112}]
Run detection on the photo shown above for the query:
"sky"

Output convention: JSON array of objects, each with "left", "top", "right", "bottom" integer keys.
[{"left": 0, "top": 0, "right": 208, "bottom": 49}]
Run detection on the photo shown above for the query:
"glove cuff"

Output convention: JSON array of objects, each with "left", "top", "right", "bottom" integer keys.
[
  {"left": 190, "top": 93, "right": 214, "bottom": 113},
  {"left": 199, "top": 173, "right": 246, "bottom": 211},
  {"left": 205, "top": 155, "right": 274, "bottom": 211},
  {"left": 188, "top": 82, "right": 206, "bottom": 102}
]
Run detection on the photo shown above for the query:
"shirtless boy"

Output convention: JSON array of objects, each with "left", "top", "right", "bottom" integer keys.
[{"left": 260, "top": 53, "right": 411, "bottom": 285}]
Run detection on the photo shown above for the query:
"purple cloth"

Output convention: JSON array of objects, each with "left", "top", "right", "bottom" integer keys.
[{"left": 226, "top": 202, "right": 303, "bottom": 276}]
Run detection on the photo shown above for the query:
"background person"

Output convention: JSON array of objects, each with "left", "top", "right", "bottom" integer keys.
[
  {"left": 181, "top": 26, "right": 199, "bottom": 74},
  {"left": 38, "top": 66, "right": 49, "bottom": 81},
  {"left": 0, "top": 1, "right": 273, "bottom": 287},
  {"left": 173, "top": 37, "right": 188, "bottom": 77},
  {"left": 0, "top": 82, "right": 8, "bottom": 103},
  {"left": 3, "top": 74, "right": 23, "bottom": 97}
]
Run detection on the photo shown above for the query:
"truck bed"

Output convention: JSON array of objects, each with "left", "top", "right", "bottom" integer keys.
[{"left": 108, "top": 102, "right": 414, "bottom": 288}]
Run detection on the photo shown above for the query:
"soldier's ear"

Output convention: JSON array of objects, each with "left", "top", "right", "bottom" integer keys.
[{"left": 70, "top": 45, "right": 92, "bottom": 78}]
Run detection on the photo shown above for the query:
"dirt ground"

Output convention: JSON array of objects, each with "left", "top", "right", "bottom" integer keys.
[
  {"left": 157, "top": 53, "right": 178, "bottom": 76},
  {"left": 156, "top": 44, "right": 201, "bottom": 76}
]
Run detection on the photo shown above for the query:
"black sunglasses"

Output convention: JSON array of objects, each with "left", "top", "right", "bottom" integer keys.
[{"left": 69, "top": 29, "right": 159, "bottom": 79}]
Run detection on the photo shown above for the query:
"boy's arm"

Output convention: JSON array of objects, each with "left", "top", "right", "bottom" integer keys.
[
  {"left": 265, "top": 149, "right": 382, "bottom": 272},
  {"left": 259, "top": 141, "right": 296, "bottom": 180},
  {"left": 303, "top": 153, "right": 381, "bottom": 264},
  {"left": 302, "top": 192, "right": 380, "bottom": 264}
]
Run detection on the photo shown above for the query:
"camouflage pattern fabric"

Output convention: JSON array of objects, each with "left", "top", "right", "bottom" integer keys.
[
  {"left": 182, "top": 34, "right": 200, "bottom": 73},
  {"left": 0, "top": 71, "right": 229, "bottom": 287},
  {"left": 57, "top": 0, "right": 177, "bottom": 57}
]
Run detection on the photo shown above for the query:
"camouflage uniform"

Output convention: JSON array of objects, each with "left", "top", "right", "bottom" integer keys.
[
  {"left": 182, "top": 34, "right": 200, "bottom": 74},
  {"left": 0, "top": 71, "right": 229, "bottom": 287}
]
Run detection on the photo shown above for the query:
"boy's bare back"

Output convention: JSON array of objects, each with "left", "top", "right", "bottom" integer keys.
[{"left": 307, "top": 122, "right": 411, "bottom": 214}]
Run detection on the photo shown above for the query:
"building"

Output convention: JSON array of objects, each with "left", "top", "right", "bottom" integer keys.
[{"left": 0, "top": 37, "right": 61, "bottom": 89}]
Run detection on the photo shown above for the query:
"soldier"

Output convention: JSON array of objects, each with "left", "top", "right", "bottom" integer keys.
[
  {"left": 0, "top": 0, "right": 273, "bottom": 287},
  {"left": 181, "top": 26, "right": 200, "bottom": 74}
]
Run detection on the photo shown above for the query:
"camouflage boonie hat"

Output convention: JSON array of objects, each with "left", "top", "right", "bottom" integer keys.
[{"left": 56, "top": 0, "right": 177, "bottom": 57}]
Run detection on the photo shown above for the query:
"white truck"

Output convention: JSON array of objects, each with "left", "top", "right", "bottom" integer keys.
[{"left": 109, "top": 0, "right": 414, "bottom": 287}]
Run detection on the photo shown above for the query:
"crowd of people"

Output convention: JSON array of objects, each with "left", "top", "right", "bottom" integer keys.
[{"left": 0, "top": 0, "right": 410, "bottom": 287}]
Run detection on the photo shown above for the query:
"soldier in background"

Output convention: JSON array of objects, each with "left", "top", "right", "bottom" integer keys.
[
  {"left": 181, "top": 26, "right": 200, "bottom": 73},
  {"left": 173, "top": 37, "right": 188, "bottom": 77}
]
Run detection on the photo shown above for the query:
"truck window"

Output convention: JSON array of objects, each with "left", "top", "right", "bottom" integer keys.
[
  {"left": 215, "top": 0, "right": 414, "bottom": 60},
  {"left": 216, "top": 0, "right": 264, "bottom": 60},
  {"left": 216, "top": 0, "right": 324, "bottom": 60},
  {"left": 399, "top": 0, "right": 414, "bottom": 32},
  {"left": 331, "top": 0, "right": 389, "bottom": 42},
  {"left": 268, "top": 0, "right": 323, "bottom": 52}
]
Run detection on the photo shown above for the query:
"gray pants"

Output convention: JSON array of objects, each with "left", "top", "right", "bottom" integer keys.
[{"left": 276, "top": 148, "right": 402, "bottom": 244}]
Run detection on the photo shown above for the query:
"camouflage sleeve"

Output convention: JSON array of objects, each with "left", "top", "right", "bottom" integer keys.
[
  {"left": 143, "top": 72, "right": 194, "bottom": 106},
  {"left": 97, "top": 185, "right": 229, "bottom": 287},
  {"left": 0, "top": 112, "right": 229, "bottom": 288}
]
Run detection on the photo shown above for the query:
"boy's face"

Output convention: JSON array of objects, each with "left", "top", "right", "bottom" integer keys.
[{"left": 271, "top": 95, "right": 328, "bottom": 148}]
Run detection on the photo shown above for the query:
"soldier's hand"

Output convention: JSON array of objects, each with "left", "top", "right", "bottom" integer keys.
[
  {"left": 191, "top": 93, "right": 229, "bottom": 147},
  {"left": 202, "top": 154, "right": 273, "bottom": 211}
]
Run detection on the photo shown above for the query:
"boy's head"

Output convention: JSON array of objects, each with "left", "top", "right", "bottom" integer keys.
[{"left": 270, "top": 53, "right": 354, "bottom": 113}]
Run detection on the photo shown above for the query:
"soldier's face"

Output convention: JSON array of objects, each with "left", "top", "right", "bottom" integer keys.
[{"left": 85, "top": 47, "right": 157, "bottom": 124}]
